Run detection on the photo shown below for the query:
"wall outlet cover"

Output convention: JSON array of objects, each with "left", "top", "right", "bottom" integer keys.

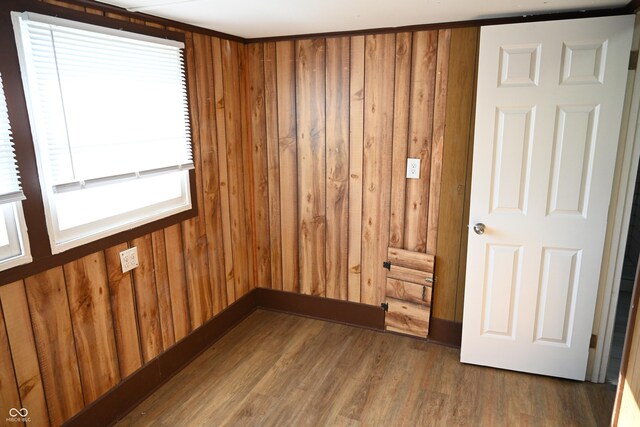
[
  {"left": 120, "top": 247, "right": 139, "bottom": 273},
  {"left": 407, "top": 158, "right": 420, "bottom": 179}
]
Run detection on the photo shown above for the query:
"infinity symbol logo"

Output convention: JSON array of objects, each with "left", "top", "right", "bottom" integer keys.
[{"left": 9, "top": 408, "right": 28, "bottom": 417}]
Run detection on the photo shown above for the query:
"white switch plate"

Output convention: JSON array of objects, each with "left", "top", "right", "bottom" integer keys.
[
  {"left": 407, "top": 158, "right": 420, "bottom": 179},
  {"left": 120, "top": 247, "right": 139, "bottom": 273}
]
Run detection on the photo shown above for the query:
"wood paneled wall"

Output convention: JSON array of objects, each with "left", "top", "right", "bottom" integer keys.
[
  {"left": 244, "top": 29, "right": 478, "bottom": 318},
  {"left": 0, "top": 1, "right": 255, "bottom": 425},
  {"left": 0, "top": 1, "right": 478, "bottom": 425}
]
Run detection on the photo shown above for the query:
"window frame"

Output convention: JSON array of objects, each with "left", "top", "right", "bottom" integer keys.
[{"left": 0, "top": 0, "right": 197, "bottom": 285}]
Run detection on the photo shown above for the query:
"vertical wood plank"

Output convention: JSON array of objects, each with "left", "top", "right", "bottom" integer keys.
[
  {"left": 104, "top": 244, "right": 143, "bottom": 378},
  {"left": 348, "top": 35, "right": 365, "bottom": 303},
  {"left": 247, "top": 42, "right": 272, "bottom": 288},
  {"left": 239, "top": 41, "right": 258, "bottom": 292},
  {"left": 221, "top": 39, "right": 251, "bottom": 299},
  {"left": 426, "top": 29, "right": 451, "bottom": 255},
  {"left": 455, "top": 46, "right": 478, "bottom": 323},
  {"left": 361, "top": 34, "right": 396, "bottom": 305},
  {"left": 325, "top": 36, "right": 350, "bottom": 301},
  {"left": 389, "top": 32, "right": 412, "bottom": 249},
  {"left": 64, "top": 252, "right": 120, "bottom": 404},
  {"left": 25, "top": 268, "right": 84, "bottom": 425},
  {"left": 193, "top": 32, "right": 227, "bottom": 315},
  {"left": 131, "top": 235, "right": 163, "bottom": 362},
  {"left": 164, "top": 224, "right": 192, "bottom": 341},
  {"left": 432, "top": 27, "right": 479, "bottom": 321},
  {"left": 276, "top": 40, "right": 300, "bottom": 293},
  {"left": 0, "top": 281, "right": 49, "bottom": 425},
  {"left": 296, "top": 39, "right": 326, "bottom": 297},
  {"left": 264, "top": 41, "right": 283, "bottom": 291},
  {"left": 212, "top": 37, "right": 237, "bottom": 305},
  {"left": 151, "top": 231, "right": 176, "bottom": 348},
  {"left": 183, "top": 31, "right": 214, "bottom": 328},
  {"left": 0, "top": 304, "right": 21, "bottom": 420},
  {"left": 404, "top": 30, "right": 438, "bottom": 253}
]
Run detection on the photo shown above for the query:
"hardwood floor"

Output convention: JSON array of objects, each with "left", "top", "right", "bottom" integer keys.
[{"left": 116, "top": 310, "right": 615, "bottom": 426}]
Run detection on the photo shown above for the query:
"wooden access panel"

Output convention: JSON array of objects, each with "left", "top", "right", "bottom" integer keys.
[{"left": 383, "top": 248, "right": 435, "bottom": 337}]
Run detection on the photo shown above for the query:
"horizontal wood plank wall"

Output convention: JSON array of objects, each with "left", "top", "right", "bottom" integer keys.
[
  {"left": 0, "top": 1, "right": 254, "bottom": 425},
  {"left": 246, "top": 29, "right": 478, "bottom": 314}
]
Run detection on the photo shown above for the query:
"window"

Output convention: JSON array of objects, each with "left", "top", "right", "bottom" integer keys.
[
  {"left": 0, "top": 73, "right": 31, "bottom": 271},
  {"left": 12, "top": 12, "right": 193, "bottom": 254}
]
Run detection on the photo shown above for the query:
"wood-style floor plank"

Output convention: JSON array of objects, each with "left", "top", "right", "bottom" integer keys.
[{"left": 116, "top": 311, "right": 615, "bottom": 427}]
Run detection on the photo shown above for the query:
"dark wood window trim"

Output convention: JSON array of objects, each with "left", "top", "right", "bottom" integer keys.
[{"left": 0, "top": 0, "right": 197, "bottom": 286}]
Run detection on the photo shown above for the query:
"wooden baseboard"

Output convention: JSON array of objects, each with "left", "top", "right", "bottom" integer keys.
[
  {"left": 62, "top": 290, "right": 258, "bottom": 427},
  {"left": 428, "top": 317, "right": 463, "bottom": 347},
  {"left": 62, "top": 287, "right": 461, "bottom": 426},
  {"left": 254, "top": 287, "right": 386, "bottom": 330}
]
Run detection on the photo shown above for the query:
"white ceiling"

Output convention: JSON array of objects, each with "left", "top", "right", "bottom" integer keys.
[{"left": 95, "top": 0, "right": 629, "bottom": 39}]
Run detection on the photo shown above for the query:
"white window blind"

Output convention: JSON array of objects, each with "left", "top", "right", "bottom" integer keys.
[
  {"left": 13, "top": 12, "right": 193, "bottom": 194},
  {"left": 12, "top": 11, "right": 193, "bottom": 253},
  {"left": 0, "top": 74, "right": 24, "bottom": 205},
  {"left": 0, "top": 72, "right": 31, "bottom": 270}
]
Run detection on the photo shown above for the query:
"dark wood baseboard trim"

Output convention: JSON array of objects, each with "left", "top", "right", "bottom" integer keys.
[
  {"left": 254, "top": 287, "right": 386, "bottom": 331},
  {"left": 61, "top": 287, "right": 461, "bottom": 427},
  {"left": 254, "top": 288, "right": 462, "bottom": 347},
  {"left": 428, "top": 317, "right": 463, "bottom": 347},
  {"left": 62, "top": 289, "right": 258, "bottom": 427}
]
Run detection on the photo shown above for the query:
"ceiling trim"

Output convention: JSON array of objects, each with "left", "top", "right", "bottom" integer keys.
[
  {"left": 246, "top": 6, "right": 634, "bottom": 43},
  {"left": 43, "top": 0, "right": 639, "bottom": 44},
  {"left": 53, "top": 0, "right": 246, "bottom": 42}
]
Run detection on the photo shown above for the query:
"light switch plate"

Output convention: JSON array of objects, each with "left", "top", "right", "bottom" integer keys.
[
  {"left": 407, "top": 158, "right": 420, "bottom": 179},
  {"left": 120, "top": 247, "right": 139, "bottom": 273}
]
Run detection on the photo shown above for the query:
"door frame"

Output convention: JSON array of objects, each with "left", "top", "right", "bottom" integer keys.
[{"left": 589, "top": 13, "right": 640, "bottom": 383}]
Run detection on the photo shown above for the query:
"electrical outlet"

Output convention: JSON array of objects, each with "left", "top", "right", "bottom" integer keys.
[
  {"left": 407, "top": 158, "right": 420, "bottom": 179},
  {"left": 120, "top": 247, "right": 139, "bottom": 273}
]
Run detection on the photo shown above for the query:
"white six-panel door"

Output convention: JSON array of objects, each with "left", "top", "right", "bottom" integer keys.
[{"left": 461, "top": 15, "right": 634, "bottom": 380}]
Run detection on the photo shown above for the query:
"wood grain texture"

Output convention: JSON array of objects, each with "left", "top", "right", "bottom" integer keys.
[
  {"left": 386, "top": 264, "right": 434, "bottom": 284},
  {"left": 0, "top": 303, "right": 21, "bottom": 420},
  {"left": 131, "top": 236, "right": 163, "bottom": 363},
  {"left": 386, "top": 279, "right": 432, "bottom": 306},
  {"left": 183, "top": 31, "right": 214, "bottom": 329},
  {"left": 25, "top": 268, "right": 84, "bottom": 426},
  {"left": 296, "top": 39, "right": 326, "bottom": 297},
  {"left": 212, "top": 36, "right": 237, "bottom": 305},
  {"left": 347, "top": 35, "right": 365, "bottom": 303},
  {"left": 164, "top": 224, "right": 191, "bottom": 341},
  {"left": 192, "top": 32, "right": 228, "bottom": 316},
  {"left": 325, "top": 36, "right": 350, "bottom": 301},
  {"left": 247, "top": 42, "right": 272, "bottom": 289},
  {"left": 276, "top": 40, "right": 300, "bottom": 293},
  {"left": 1, "top": 6, "right": 483, "bottom": 424},
  {"left": 385, "top": 297, "right": 430, "bottom": 337},
  {"left": 0, "top": 281, "right": 49, "bottom": 425},
  {"left": 117, "top": 311, "right": 615, "bottom": 427},
  {"left": 221, "top": 39, "right": 251, "bottom": 299},
  {"left": 404, "top": 31, "right": 438, "bottom": 253},
  {"left": 433, "top": 27, "right": 479, "bottom": 321},
  {"left": 361, "top": 34, "right": 395, "bottom": 305},
  {"left": 64, "top": 252, "right": 120, "bottom": 404},
  {"left": 239, "top": 41, "right": 258, "bottom": 294},
  {"left": 264, "top": 41, "right": 283, "bottom": 291},
  {"left": 387, "top": 247, "right": 435, "bottom": 272},
  {"left": 389, "top": 32, "right": 412, "bottom": 249},
  {"left": 426, "top": 29, "right": 451, "bottom": 254},
  {"left": 151, "top": 231, "right": 176, "bottom": 349},
  {"left": 105, "top": 243, "right": 143, "bottom": 378}
]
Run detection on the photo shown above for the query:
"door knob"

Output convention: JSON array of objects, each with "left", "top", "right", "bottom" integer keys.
[{"left": 473, "top": 223, "right": 486, "bottom": 235}]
